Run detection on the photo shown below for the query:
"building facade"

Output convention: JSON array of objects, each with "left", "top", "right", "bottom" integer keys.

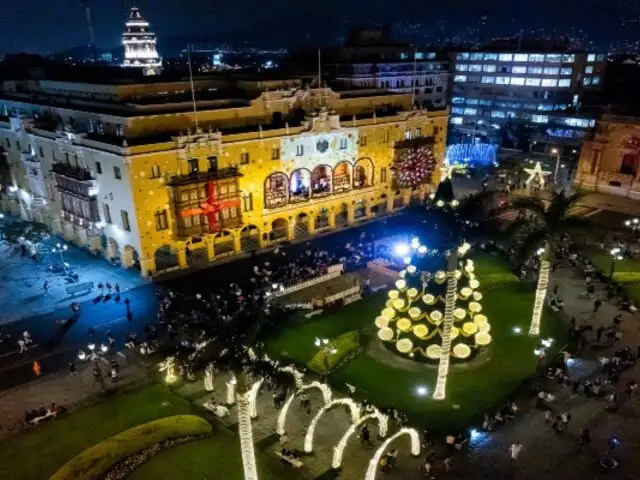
[
  {"left": 0, "top": 78, "right": 447, "bottom": 276},
  {"left": 121, "top": 7, "right": 162, "bottom": 76},
  {"left": 574, "top": 115, "right": 640, "bottom": 199},
  {"left": 449, "top": 49, "right": 606, "bottom": 150}
]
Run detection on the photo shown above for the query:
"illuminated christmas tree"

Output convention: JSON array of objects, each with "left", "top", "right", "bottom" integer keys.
[
  {"left": 392, "top": 147, "right": 435, "bottom": 188},
  {"left": 375, "top": 238, "right": 491, "bottom": 364}
]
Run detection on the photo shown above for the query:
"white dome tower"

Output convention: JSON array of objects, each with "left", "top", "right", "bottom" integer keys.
[{"left": 121, "top": 6, "right": 162, "bottom": 75}]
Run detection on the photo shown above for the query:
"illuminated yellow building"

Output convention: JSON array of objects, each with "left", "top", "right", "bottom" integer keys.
[{"left": 0, "top": 77, "right": 447, "bottom": 276}]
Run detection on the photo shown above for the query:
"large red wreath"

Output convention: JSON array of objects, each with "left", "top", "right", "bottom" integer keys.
[{"left": 392, "top": 147, "right": 435, "bottom": 188}]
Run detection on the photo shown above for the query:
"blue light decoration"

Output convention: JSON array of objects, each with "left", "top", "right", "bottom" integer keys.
[{"left": 446, "top": 143, "right": 497, "bottom": 168}]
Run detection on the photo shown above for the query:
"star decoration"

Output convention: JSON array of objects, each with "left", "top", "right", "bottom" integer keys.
[
  {"left": 440, "top": 161, "right": 455, "bottom": 182},
  {"left": 524, "top": 161, "right": 551, "bottom": 188}
]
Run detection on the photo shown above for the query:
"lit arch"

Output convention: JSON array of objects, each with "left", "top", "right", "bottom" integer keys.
[
  {"left": 311, "top": 164, "right": 333, "bottom": 196},
  {"left": 333, "top": 161, "right": 353, "bottom": 193},
  {"left": 264, "top": 172, "right": 289, "bottom": 208},
  {"left": 247, "top": 366, "right": 305, "bottom": 418},
  {"left": 354, "top": 157, "right": 374, "bottom": 188},
  {"left": 290, "top": 168, "right": 312, "bottom": 202},
  {"left": 276, "top": 381, "right": 332, "bottom": 435},
  {"left": 332, "top": 408, "right": 389, "bottom": 468},
  {"left": 303, "top": 397, "right": 361, "bottom": 453},
  {"left": 364, "top": 428, "right": 421, "bottom": 480}
]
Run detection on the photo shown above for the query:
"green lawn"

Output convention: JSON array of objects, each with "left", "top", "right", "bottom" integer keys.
[
  {"left": 0, "top": 384, "right": 297, "bottom": 480},
  {"left": 268, "top": 253, "right": 568, "bottom": 431},
  {"left": 128, "top": 435, "right": 302, "bottom": 480},
  {"left": 584, "top": 247, "right": 640, "bottom": 283}
]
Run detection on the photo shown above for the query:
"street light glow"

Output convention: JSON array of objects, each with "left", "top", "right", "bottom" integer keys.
[
  {"left": 513, "top": 326, "right": 522, "bottom": 334},
  {"left": 415, "top": 385, "right": 429, "bottom": 396},
  {"left": 394, "top": 243, "right": 410, "bottom": 256}
]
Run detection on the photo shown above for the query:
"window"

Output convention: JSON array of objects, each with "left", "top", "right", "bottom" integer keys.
[
  {"left": 339, "top": 137, "right": 347, "bottom": 150},
  {"left": 295, "top": 145, "right": 304, "bottom": 156},
  {"left": 469, "top": 64, "right": 482, "bottom": 72},
  {"left": 87, "top": 119, "right": 94, "bottom": 133},
  {"left": 479, "top": 76, "right": 494, "bottom": 84},
  {"left": 527, "top": 66, "right": 542, "bottom": 75},
  {"left": 560, "top": 67, "right": 572, "bottom": 75},
  {"left": 151, "top": 164, "right": 161, "bottom": 178},
  {"left": 207, "top": 156, "right": 218, "bottom": 171},
  {"left": 541, "top": 79, "right": 558, "bottom": 87},
  {"left": 525, "top": 78, "right": 541, "bottom": 86},
  {"left": 543, "top": 67, "right": 559, "bottom": 75},
  {"left": 434, "top": 126, "right": 440, "bottom": 135},
  {"left": 415, "top": 52, "right": 424, "bottom": 60},
  {"left": 466, "top": 98, "right": 479, "bottom": 105},
  {"left": 537, "top": 104, "right": 554, "bottom": 111},
  {"left": 470, "top": 52, "right": 484, "bottom": 60},
  {"left": 482, "top": 64, "right": 496, "bottom": 72},
  {"left": 381, "top": 167, "right": 387, "bottom": 182},
  {"left": 585, "top": 66, "right": 593, "bottom": 74},
  {"left": 113, "top": 166, "right": 122, "bottom": 179},
  {"left": 592, "top": 76, "right": 600, "bottom": 85},
  {"left": 545, "top": 54, "right": 561, "bottom": 63},
  {"left": 186, "top": 158, "right": 197, "bottom": 173},
  {"left": 121, "top": 210, "right": 131, "bottom": 231},
  {"left": 95, "top": 161, "right": 102, "bottom": 174},
  {"left": 97, "top": 121, "right": 104, "bottom": 135},
  {"left": 483, "top": 53, "right": 498, "bottom": 60},
  {"left": 512, "top": 66, "right": 527, "bottom": 74},
  {"left": 510, "top": 77, "right": 525, "bottom": 86},
  {"left": 463, "top": 108, "right": 477, "bottom": 115},
  {"left": 514, "top": 53, "right": 529, "bottom": 62},
  {"left": 383, "top": 131, "right": 390, "bottom": 143},
  {"left": 587, "top": 53, "right": 596, "bottom": 62},
  {"left": 242, "top": 192, "right": 253, "bottom": 212},
  {"left": 271, "top": 147, "right": 280, "bottom": 159},
  {"left": 498, "top": 53, "right": 513, "bottom": 62},
  {"left": 562, "top": 54, "right": 575, "bottom": 63},
  {"left": 155, "top": 210, "right": 168, "bottom": 230},
  {"left": 496, "top": 76, "right": 510, "bottom": 85},
  {"left": 558, "top": 79, "right": 571, "bottom": 87},
  {"left": 452, "top": 107, "right": 465, "bottom": 115},
  {"left": 38, "top": 146, "right": 44, "bottom": 158},
  {"left": 532, "top": 115, "right": 549, "bottom": 124},
  {"left": 116, "top": 124, "right": 124, "bottom": 137},
  {"left": 456, "top": 53, "right": 470, "bottom": 60},
  {"left": 454, "top": 75, "right": 467, "bottom": 83},
  {"left": 415, "top": 128, "right": 422, "bottom": 137},
  {"left": 404, "top": 129, "right": 412, "bottom": 140},
  {"left": 491, "top": 110, "right": 506, "bottom": 118},
  {"left": 103, "top": 203, "right": 112, "bottom": 223},
  {"left": 360, "top": 135, "right": 367, "bottom": 146},
  {"left": 583, "top": 77, "right": 592, "bottom": 85},
  {"left": 529, "top": 54, "right": 545, "bottom": 62},
  {"left": 456, "top": 64, "right": 468, "bottom": 71},
  {"left": 450, "top": 117, "right": 463, "bottom": 125},
  {"left": 452, "top": 96, "right": 465, "bottom": 104},
  {"left": 596, "top": 54, "right": 605, "bottom": 61},
  {"left": 240, "top": 152, "right": 250, "bottom": 164}
]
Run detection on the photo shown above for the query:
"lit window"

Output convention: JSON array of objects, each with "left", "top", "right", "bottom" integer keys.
[
  {"left": 525, "top": 78, "right": 541, "bottom": 86},
  {"left": 463, "top": 108, "right": 477, "bottom": 116},
  {"left": 528, "top": 66, "right": 543, "bottom": 74},
  {"left": 482, "top": 64, "right": 496, "bottom": 72},
  {"left": 481, "top": 76, "right": 495, "bottom": 84},
  {"left": 241, "top": 152, "right": 250, "bottom": 164},
  {"left": 151, "top": 164, "right": 161, "bottom": 178},
  {"left": 456, "top": 53, "right": 470, "bottom": 60},
  {"left": 558, "top": 79, "right": 571, "bottom": 87},
  {"left": 113, "top": 166, "right": 122, "bottom": 180},
  {"left": 155, "top": 210, "right": 168, "bottom": 230},
  {"left": 541, "top": 79, "right": 558, "bottom": 87},
  {"left": 585, "top": 66, "right": 593, "bottom": 74},
  {"left": 562, "top": 54, "right": 575, "bottom": 63},
  {"left": 498, "top": 53, "right": 513, "bottom": 62},
  {"left": 537, "top": 104, "right": 554, "bottom": 111},
  {"left": 121, "top": 210, "right": 131, "bottom": 231},
  {"left": 469, "top": 64, "right": 482, "bottom": 72},
  {"left": 583, "top": 77, "right": 592, "bottom": 85},
  {"left": 415, "top": 52, "right": 424, "bottom": 60},
  {"left": 296, "top": 145, "right": 304, "bottom": 156},
  {"left": 454, "top": 75, "right": 467, "bottom": 83},
  {"left": 532, "top": 115, "right": 549, "bottom": 124},
  {"left": 451, "top": 97, "right": 465, "bottom": 104},
  {"left": 471, "top": 52, "right": 484, "bottom": 60},
  {"left": 510, "top": 77, "right": 525, "bottom": 86},
  {"left": 496, "top": 76, "right": 510, "bottom": 85},
  {"left": 596, "top": 54, "right": 605, "bottom": 61},
  {"left": 543, "top": 67, "right": 559, "bottom": 75},
  {"left": 513, "top": 54, "right": 529, "bottom": 62},
  {"left": 592, "top": 76, "right": 600, "bottom": 85},
  {"left": 528, "top": 54, "right": 545, "bottom": 62},
  {"left": 456, "top": 64, "right": 468, "bottom": 71},
  {"left": 546, "top": 54, "right": 562, "bottom": 63},
  {"left": 506, "top": 111, "right": 517, "bottom": 118},
  {"left": 512, "top": 66, "right": 527, "bottom": 74},
  {"left": 483, "top": 53, "right": 498, "bottom": 61},
  {"left": 491, "top": 111, "right": 506, "bottom": 118},
  {"left": 587, "top": 53, "right": 596, "bottom": 62},
  {"left": 450, "top": 117, "right": 463, "bottom": 124},
  {"left": 560, "top": 67, "right": 572, "bottom": 75},
  {"left": 452, "top": 107, "right": 464, "bottom": 114},
  {"left": 466, "top": 98, "right": 479, "bottom": 105}
]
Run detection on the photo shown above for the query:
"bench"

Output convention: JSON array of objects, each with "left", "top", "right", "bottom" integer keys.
[
  {"left": 304, "top": 309, "right": 323, "bottom": 319},
  {"left": 202, "top": 401, "right": 230, "bottom": 418},
  {"left": 275, "top": 450, "right": 303, "bottom": 468},
  {"left": 28, "top": 412, "right": 55, "bottom": 425},
  {"left": 65, "top": 282, "right": 93, "bottom": 296}
]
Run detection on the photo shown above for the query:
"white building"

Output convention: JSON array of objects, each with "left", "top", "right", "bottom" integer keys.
[{"left": 122, "top": 7, "right": 162, "bottom": 76}]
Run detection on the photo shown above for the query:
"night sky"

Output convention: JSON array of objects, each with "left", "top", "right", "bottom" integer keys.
[{"left": 1, "top": 0, "right": 639, "bottom": 55}]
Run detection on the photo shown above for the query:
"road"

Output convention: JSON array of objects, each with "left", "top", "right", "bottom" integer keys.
[{"left": 0, "top": 211, "right": 424, "bottom": 391}]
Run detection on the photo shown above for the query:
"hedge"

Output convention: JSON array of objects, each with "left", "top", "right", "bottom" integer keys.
[
  {"left": 49, "top": 415, "right": 211, "bottom": 480},
  {"left": 308, "top": 330, "right": 362, "bottom": 374}
]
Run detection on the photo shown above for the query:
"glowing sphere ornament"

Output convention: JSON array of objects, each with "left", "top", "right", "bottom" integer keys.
[
  {"left": 475, "top": 332, "right": 492, "bottom": 346},
  {"left": 413, "top": 324, "right": 429, "bottom": 338},
  {"left": 396, "top": 318, "right": 412, "bottom": 332},
  {"left": 382, "top": 308, "right": 396, "bottom": 320},
  {"left": 452, "top": 343, "right": 472, "bottom": 359},
  {"left": 378, "top": 327, "right": 394, "bottom": 341},
  {"left": 396, "top": 338, "right": 413, "bottom": 353},
  {"left": 375, "top": 316, "right": 389, "bottom": 329},
  {"left": 426, "top": 344, "right": 442, "bottom": 359}
]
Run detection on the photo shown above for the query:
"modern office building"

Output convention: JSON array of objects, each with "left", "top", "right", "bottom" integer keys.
[
  {"left": 318, "top": 30, "right": 449, "bottom": 109},
  {"left": 448, "top": 45, "right": 606, "bottom": 153},
  {"left": 121, "top": 6, "right": 162, "bottom": 76},
  {"left": 574, "top": 114, "right": 640, "bottom": 199},
  {"left": 0, "top": 73, "right": 447, "bottom": 276}
]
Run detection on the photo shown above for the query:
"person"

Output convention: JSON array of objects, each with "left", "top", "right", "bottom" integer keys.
[
  {"left": 443, "top": 456, "right": 452, "bottom": 472},
  {"left": 17, "top": 338, "right": 27, "bottom": 354},
  {"left": 596, "top": 325, "right": 604, "bottom": 343},
  {"left": 543, "top": 409, "right": 552, "bottom": 424},
  {"left": 68, "top": 362, "right": 77, "bottom": 376},
  {"left": 385, "top": 449, "right": 398, "bottom": 468},
  {"left": 580, "top": 428, "right": 591, "bottom": 445},
  {"left": 360, "top": 424, "right": 372, "bottom": 446},
  {"left": 509, "top": 441, "right": 523, "bottom": 461},
  {"left": 115, "top": 283, "right": 120, "bottom": 294},
  {"left": 43, "top": 281, "right": 49, "bottom": 294},
  {"left": 93, "top": 363, "right": 103, "bottom": 385},
  {"left": 32, "top": 360, "right": 41, "bottom": 377},
  {"left": 279, "top": 433, "right": 289, "bottom": 446},
  {"left": 23, "top": 331, "right": 32, "bottom": 345},
  {"left": 594, "top": 298, "right": 602, "bottom": 312}
]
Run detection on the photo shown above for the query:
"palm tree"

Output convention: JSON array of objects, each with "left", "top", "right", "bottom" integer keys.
[
  {"left": 169, "top": 296, "right": 296, "bottom": 480},
  {"left": 504, "top": 190, "right": 588, "bottom": 336}
]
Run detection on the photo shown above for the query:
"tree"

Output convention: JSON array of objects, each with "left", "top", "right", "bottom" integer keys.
[
  {"left": 166, "top": 296, "right": 296, "bottom": 480},
  {"left": 504, "top": 190, "right": 588, "bottom": 336},
  {"left": 391, "top": 147, "right": 436, "bottom": 188}
]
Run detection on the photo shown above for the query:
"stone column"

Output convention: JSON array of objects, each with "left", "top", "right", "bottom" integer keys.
[
  {"left": 206, "top": 238, "right": 215, "bottom": 262},
  {"left": 347, "top": 206, "right": 355, "bottom": 224},
  {"left": 308, "top": 215, "right": 316, "bottom": 234},
  {"left": 233, "top": 235, "right": 242, "bottom": 254},
  {"left": 386, "top": 195, "right": 394, "bottom": 212},
  {"left": 177, "top": 247, "right": 188, "bottom": 268},
  {"left": 328, "top": 211, "right": 336, "bottom": 228},
  {"left": 365, "top": 204, "right": 373, "bottom": 218},
  {"left": 287, "top": 222, "right": 295, "bottom": 240}
]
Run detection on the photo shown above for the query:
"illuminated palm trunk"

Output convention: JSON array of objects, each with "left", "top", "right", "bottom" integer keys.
[
  {"left": 433, "top": 252, "right": 459, "bottom": 401},
  {"left": 530, "top": 246, "right": 550, "bottom": 336},
  {"left": 236, "top": 371, "right": 259, "bottom": 480}
]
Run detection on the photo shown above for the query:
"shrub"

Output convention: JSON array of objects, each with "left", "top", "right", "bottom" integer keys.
[
  {"left": 49, "top": 415, "right": 211, "bottom": 480},
  {"left": 307, "top": 331, "right": 362, "bottom": 374}
]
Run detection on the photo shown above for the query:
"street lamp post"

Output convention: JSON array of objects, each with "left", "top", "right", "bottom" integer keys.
[
  {"left": 78, "top": 342, "right": 109, "bottom": 362},
  {"left": 52, "top": 242, "right": 68, "bottom": 268},
  {"left": 624, "top": 218, "right": 640, "bottom": 253},
  {"left": 314, "top": 337, "right": 337, "bottom": 372},
  {"left": 550, "top": 148, "right": 561, "bottom": 184},
  {"left": 610, "top": 247, "right": 623, "bottom": 279}
]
